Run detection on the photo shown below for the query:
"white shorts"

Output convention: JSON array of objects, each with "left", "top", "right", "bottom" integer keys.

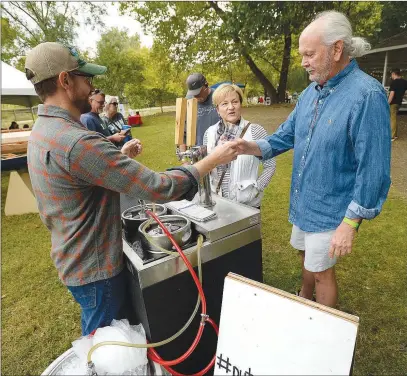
[{"left": 290, "top": 225, "right": 337, "bottom": 272}]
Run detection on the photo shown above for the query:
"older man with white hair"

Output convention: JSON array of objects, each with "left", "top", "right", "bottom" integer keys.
[{"left": 236, "top": 11, "right": 391, "bottom": 307}]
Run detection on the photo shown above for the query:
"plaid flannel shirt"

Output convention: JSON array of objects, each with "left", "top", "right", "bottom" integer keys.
[{"left": 28, "top": 105, "right": 199, "bottom": 286}]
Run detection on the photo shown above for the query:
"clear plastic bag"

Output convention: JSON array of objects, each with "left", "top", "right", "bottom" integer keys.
[{"left": 71, "top": 319, "right": 148, "bottom": 375}]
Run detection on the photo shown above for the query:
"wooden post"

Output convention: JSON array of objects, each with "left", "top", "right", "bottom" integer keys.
[
  {"left": 175, "top": 98, "right": 187, "bottom": 145},
  {"left": 186, "top": 98, "right": 198, "bottom": 147},
  {"left": 382, "top": 51, "right": 388, "bottom": 87}
]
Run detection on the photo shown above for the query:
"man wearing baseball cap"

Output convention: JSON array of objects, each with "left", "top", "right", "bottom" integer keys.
[
  {"left": 180, "top": 73, "right": 220, "bottom": 152},
  {"left": 25, "top": 42, "right": 240, "bottom": 335}
]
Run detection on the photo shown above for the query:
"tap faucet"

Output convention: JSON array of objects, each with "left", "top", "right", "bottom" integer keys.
[
  {"left": 176, "top": 145, "right": 214, "bottom": 208},
  {"left": 138, "top": 199, "right": 147, "bottom": 217},
  {"left": 175, "top": 97, "right": 214, "bottom": 208}
]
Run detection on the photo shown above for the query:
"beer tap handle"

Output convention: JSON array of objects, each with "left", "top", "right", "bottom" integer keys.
[
  {"left": 175, "top": 98, "right": 187, "bottom": 146},
  {"left": 186, "top": 98, "right": 197, "bottom": 147}
]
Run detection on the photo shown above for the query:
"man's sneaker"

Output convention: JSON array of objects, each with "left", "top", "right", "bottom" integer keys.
[{"left": 391, "top": 137, "right": 398, "bottom": 142}]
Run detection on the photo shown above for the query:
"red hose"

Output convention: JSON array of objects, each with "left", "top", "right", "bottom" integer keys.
[
  {"left": 145, "top": 210, "right": 219, "bottom": 375},
  {"left": 149, "top": 318, "right": 219, "bottom": 376}
]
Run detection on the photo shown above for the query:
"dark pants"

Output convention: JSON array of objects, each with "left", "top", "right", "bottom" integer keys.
[{"left": 67, "top": 269, "right": 130, "bottom": 335}]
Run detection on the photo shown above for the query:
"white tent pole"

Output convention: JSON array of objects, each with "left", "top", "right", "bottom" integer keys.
[{"left": 382, "top": 51, "right": 388, "bottom": 86}]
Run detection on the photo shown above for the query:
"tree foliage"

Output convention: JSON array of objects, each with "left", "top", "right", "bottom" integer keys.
[
  {"left": 2, "top": 1, "right": 401, "bottom": 107},
  {"left": 1, "top": 2, "right": 106, "bottom": 59},
  {"left": 121, "top": 1, "right": 385, "bottom": 103},
  {"left": 372, "top": 2, "right": 407, "bottom": 43},
  {"left": 1, "top": 17, "right": 18, "bottom": 64},
  {"left": 93, "top": 28, "right": 145, "bottom": 101}
]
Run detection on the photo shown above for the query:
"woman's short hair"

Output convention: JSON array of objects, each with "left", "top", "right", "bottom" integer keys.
[
  {"left": 104, "top": 96, "right": 118, "bottom": 112},
  {"left": 212, "top": 84, "right": 244, "bottom": 106}
]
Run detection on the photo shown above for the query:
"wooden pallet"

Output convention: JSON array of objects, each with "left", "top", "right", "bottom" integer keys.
[{"left": 1, "top": 141, "right": 28, "bottom": 154}]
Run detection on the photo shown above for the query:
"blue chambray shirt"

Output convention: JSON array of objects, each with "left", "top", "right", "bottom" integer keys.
[{"left": 256, "top": 59, "right": 391, "bottom": 232}]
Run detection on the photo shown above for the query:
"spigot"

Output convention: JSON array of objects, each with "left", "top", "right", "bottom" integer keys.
[
  {"left": 175, "top": 146, "right": 214, "bottom": 208},
  {"left": 176, "top": 147, "right": 200, "bottom": 163},
  {"left": 86, "top": 361, "right": 98, "bottom": 376},
  {"left": 138, "top": 199, "right": 147, "bottom": 217}
]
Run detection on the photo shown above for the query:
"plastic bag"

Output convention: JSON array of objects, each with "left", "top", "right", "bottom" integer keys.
[{"left": 71, "top": 319, "right": 148, "bottom": 375}]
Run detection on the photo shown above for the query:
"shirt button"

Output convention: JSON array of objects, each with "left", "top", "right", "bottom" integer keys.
[
  {"left": 302, "top": 156, "right": 305, "bottom": 159},
  {"left": 319, "top": 100, "right": 323, "bottom": 104},
  {"left": 298, "top": 173, "right": 301, "bottom": 177},
  {"left": 307, "top": 138, "right": 310, "bottom": 141},
  {"left": 295, "top": 189, "right": 298, "bottom": 193}
]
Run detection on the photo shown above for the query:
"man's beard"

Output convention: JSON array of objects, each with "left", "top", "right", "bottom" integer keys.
[
  {"left": 74, "top": 97, "right": 92, "bottom": 114},
  {"left": 308, "top": 52, "right": 334, "bottom": 84}
]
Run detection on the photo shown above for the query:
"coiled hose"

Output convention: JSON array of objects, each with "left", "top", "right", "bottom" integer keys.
[{"left": 86, "top": 209, "right": 219, "bottom": 376}]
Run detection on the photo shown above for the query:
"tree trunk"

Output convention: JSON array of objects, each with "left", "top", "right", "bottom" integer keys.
[
  {"left": 208, "top": 1, "right": 279, "bottom": 103},
  {"left": 242, "top": 50, "right": 278, "bottom": 103},
  {"left": 277, "top": 24, "right": 292, "bottom": 103}
]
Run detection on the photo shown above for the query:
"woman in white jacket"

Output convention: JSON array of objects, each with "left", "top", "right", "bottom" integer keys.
[{"left": 203, "top": 84, "right": 276, "bottom": 208}]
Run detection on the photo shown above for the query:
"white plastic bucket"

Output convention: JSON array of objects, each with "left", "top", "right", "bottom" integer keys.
[{"left": 41, "top": 347, "right": 163, "bottom": 375}]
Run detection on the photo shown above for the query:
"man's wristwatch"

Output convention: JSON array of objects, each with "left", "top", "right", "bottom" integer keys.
[{"left": 343, "top": 217, "right": 360, "bottom": 231}]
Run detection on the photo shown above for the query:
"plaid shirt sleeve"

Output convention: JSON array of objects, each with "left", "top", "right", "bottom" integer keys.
[{"left": 68, "top": 133, "right": 199, "bottom": 202}]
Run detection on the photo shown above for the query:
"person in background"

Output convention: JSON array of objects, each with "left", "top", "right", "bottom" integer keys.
[
  {"left": 9, "top": 121, "right": 19, "bottom": 129},
  {"left": 81, "top": 90, "right": 125, "bottom": 145},
  {"left": 235, "top": 11, "right": 391, "bottom": 308},
  {"left": 179, "top": 73, "right": 220, "bottom": 157},
  {"left": 128, "top": 110, "right": 143, "bottom": 127},
  {"left": 388, "top": 68, "right": 407, "bottom": 141},
  {"left": 23, "top": 124, "right": 30, "bottom": 129},
  {"left": 25, "top": 41, "right": 240, "bottom": 336},
  {"left": 135, "top": 111, "right": 142, "bottom": 125},
  {"left": 204, "top": 84, "right": 276, "bottom": 208},
  {"left": 101, "top": 96, "right": 130, "bottom": 148}
]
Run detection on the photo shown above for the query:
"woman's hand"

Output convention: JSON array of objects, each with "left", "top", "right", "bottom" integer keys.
[{"left": 108, "top": 133, "right": 126, "bottom": 144}]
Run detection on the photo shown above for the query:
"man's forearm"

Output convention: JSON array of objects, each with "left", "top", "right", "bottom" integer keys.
[
  {"left": 388, "top": 91, "right": 395, "bottom": 104},
  {"left": 247, "top": 141, "right": 263, "bottom": 156},
  {"left": 193, "top": 154, "right": 218, "bottom": 178}
]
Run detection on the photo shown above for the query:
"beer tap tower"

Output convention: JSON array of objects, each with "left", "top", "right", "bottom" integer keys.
[{"left": 175, "top": 98, "right": 214, "bottom": 207}]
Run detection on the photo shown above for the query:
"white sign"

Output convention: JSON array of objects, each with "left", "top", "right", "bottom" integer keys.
[{"left": 215, "top": 273, "right": 359, "bottom": 375}]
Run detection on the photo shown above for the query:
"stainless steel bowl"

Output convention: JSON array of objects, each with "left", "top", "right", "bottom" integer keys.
[
  {"left": 139, "top": 215, "right": 192, "bottom": 252},
  {"left": 122, "top": 204, "right": 167, "bottom": 235}
]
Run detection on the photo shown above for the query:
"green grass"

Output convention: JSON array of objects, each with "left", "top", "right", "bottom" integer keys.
[{"left": 2, "top": 113, "right": 407, "bottom": 375}]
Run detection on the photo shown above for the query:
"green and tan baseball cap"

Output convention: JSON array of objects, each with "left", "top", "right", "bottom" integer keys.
[{"left": 25, "top": 42, "right": 107, "bottom": 84}]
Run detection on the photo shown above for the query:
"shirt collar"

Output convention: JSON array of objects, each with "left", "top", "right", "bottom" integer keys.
[
  {"left": 37, "top": 104, "right": 85, "bottom": 128},
  {"left": 314, "top": 58, "right": 358, "bottom": 92}
]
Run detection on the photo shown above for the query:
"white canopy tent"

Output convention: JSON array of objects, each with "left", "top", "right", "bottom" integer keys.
[
  {"left": 1, "top": 61, "right": 41, "bottom": 107},
  {"left": 1, "top": 62, "right": 40, "bottom": 216}
]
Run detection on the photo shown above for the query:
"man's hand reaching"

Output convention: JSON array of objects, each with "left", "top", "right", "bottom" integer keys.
[{"left": 121, "top": 138, "right": 143, "bottom": 158}]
